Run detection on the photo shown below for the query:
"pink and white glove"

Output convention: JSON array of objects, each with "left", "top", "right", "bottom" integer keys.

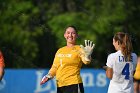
[{"left": 40, "top": 74, "right": 53, "bottom": 85}]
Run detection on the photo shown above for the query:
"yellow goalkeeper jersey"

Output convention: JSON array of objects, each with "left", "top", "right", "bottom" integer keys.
[{"left": 49, "top": 45, "right": 88, "bottom": 87}]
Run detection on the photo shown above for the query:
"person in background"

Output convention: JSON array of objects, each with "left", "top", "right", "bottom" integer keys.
[
  {"left": 134, "top": 56, "right": 140, "bottom": 93},
  {"left": 40, "top": 25, "right": 95, "bottom": 93},
  {"left": 0, "top": 51, "right": 5, "bottom": 81},
  {"left": 104, "top": 32, "right": 137, "bottom": 93}
]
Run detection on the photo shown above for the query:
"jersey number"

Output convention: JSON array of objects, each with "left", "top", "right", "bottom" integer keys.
[{"left": 122, "top": 63, "right": 130, "bottom": 79}]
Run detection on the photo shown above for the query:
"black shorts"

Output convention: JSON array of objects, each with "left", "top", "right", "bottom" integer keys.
[
  {"left": 134, "top": 78, "right": 140, "bottom": 83},
  {"left": 57, "top": 83, "right": 84, "bottom": 93}
]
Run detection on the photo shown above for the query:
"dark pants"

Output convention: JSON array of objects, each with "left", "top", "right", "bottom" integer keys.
[{"left": 57, "top": 83, "right": 84, "bottom": 93}]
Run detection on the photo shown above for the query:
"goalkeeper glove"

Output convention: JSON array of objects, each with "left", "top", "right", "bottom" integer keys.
[
  {"left": 40, "top": 74, "right": 53, "bottom": 85},
  {"left": 80, "top": 40, "right": 95, "bottom": 61}
]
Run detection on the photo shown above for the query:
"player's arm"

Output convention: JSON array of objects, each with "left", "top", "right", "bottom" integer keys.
[
  {"left": 0, "top": 67, "right": 5, "bottom": 81},
  {"left": 0, "top": 51, "right": 5, "bottom": 81},
  {"left": 40, "top": 52, "right": 59, "bottom": 85},
  {"left": 80, "top": 54, "right": 91, "bottom": 64},
  {"left": 103, "top": 66, "right": 113, "bottom": 79},
  {"left": 40, "top": 64, "right": 57, "bottom": 85},
  {"left": 80, "top": 40, "right": 95, "bottom": 64}
]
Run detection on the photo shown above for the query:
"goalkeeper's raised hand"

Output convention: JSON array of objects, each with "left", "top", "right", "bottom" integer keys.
[{"left": 80, "top": 40, "right": 95, "bottom": 61}]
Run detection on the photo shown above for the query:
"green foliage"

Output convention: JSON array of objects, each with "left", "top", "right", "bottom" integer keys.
[
  {"left": 0, "top": 0, "right": 43, "bottom": 68},
  {"left": 48, "top": 12, "right": 95, "bottom": 46},
  {"left": 0, "top": 0, "right": 139, "bottom": 68}
]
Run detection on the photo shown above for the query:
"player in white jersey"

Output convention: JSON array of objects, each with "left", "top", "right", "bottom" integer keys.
[{"left": 104, "top": 32, "right": 137, "bottom": 93}]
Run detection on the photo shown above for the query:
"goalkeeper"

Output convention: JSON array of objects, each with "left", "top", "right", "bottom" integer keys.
[{"left": 40, "top": 26, "right": 95, "bottom": 93}]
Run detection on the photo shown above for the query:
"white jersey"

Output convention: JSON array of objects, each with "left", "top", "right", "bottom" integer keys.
[{"left": 106, "top": 50, "right": 137, "bottom": 93}]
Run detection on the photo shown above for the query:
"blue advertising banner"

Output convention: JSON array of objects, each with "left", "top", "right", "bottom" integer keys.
[{"left": 0, "top": 69, "right": 110, "bottom": 93}]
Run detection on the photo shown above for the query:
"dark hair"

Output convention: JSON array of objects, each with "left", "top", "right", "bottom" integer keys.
[
  {"left": 113, "top": 32, "right": 133, "bottom": 61},
  {"left": 65, "top": 25, "right": 78, "bottom": 34}
]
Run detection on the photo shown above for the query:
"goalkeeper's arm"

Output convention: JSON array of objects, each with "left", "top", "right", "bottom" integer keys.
[{"left": 40, "top": 64, "right": 57, "bottom": 85}]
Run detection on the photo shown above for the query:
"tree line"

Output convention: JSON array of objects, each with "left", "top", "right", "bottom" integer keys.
[{"left": 0, "top": 0, "right": 140, "bottom": 68}]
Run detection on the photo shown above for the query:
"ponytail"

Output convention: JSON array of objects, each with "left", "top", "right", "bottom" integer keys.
[
  {"left": 122, "top": 33, "right": 133, "bottom": 61},
  {"left": 114, "top": 32, "right": 133, "bottom": 61}
]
